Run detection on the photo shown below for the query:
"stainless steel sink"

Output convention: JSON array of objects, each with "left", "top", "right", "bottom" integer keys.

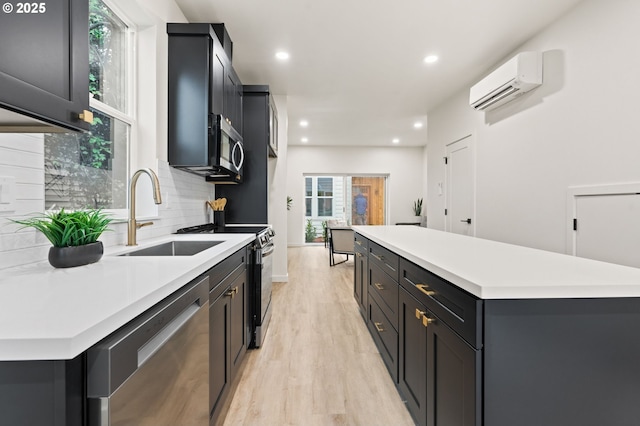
[{"left": 119, "top": 240, "right": 222, "bottom": 256}]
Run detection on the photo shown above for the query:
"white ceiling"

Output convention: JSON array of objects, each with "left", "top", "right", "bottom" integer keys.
[{"left": 173, "top": 0, "right": 584, "bottom": 147}]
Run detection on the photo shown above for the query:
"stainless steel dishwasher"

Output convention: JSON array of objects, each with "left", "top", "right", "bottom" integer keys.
[{"left": 86, "top": 275, "right": 209, "bottom": 425}]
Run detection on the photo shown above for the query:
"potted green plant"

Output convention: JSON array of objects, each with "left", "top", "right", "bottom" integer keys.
[
  {"left": 305, "top": 219, "right": 316, "bottom": 243},
  {"left": 413, "top": 198, "right": 423, "bottom": 217},
  {"left": 13, "top": 209, "right": 112, "bottom": 268}
]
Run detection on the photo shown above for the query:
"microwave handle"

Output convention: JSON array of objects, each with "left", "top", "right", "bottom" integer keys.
[{"left": 232, "top": 142, "right": 244, "bottom": 170}]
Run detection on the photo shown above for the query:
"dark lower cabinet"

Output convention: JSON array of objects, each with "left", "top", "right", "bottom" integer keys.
[
  {"left": 229, "top": 270, "right": 248, "bottom": 376},
  {"left": 398, "top": 288, "right": 428, "bottom": 426},
  {"left": 426, "top": 306, "right": 479, "bottom": 426},
  {"left": 354, "top": 250, "right": 368, "bottom": 318},
  {"left": 0, "top": 356, "right": 84, "bottom": 426},
  {"left": 209, "top": 247, "right": 249, "bottom": 425},
  {"left": 367, "top": 297, "right": 398, "bottom": 382},
  {"left": 209, "top": 286, "right": 231, "bottom": 419}
]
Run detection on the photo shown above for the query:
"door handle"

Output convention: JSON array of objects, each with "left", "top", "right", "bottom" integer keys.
[{"left": 460, "top": 218, "right": 471, "bottom": 224}]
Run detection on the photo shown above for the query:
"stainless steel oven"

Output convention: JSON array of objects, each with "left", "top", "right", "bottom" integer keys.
[
  {"left": 176, "top": 223, "right": 275, "bottom": 348},
  {"left": 255, "top": 238, "right": 274, "bottom": 347}
]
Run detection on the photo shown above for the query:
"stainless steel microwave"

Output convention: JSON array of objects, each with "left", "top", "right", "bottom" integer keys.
[{"left": 168, "top": 113, "right": 244, "bottom": 184}]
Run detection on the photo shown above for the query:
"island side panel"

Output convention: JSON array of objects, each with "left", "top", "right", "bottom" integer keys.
[
  {"left": 484, "top": 298, "right": 640, "bottom": 426},
  {"left": 0, "top": 355, "right": 84, "bottom": 426}
]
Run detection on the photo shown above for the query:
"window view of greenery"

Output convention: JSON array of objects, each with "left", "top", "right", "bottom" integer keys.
[{"left": 44, "top": 0, "right": 130, "bottom": 210}]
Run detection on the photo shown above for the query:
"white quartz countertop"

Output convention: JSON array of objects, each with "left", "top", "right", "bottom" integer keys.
[
  {"left": 0, "top": 233, "right": 254, "bottom": 361},
  {"left": 353, "top": 226, "right": 640, "bottom": 300}
]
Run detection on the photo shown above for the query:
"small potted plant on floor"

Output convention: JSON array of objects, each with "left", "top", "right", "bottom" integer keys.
[{"left": 13, "top": 209, "right": 112, "bottom": 268}]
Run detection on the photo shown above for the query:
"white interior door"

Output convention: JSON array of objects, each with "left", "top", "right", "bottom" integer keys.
[
  {"left": 575, "top": 193, "right": 640, "bottom": 268},
  {"left": 446, "top": 135, "right": 474, "bottom": 236}
]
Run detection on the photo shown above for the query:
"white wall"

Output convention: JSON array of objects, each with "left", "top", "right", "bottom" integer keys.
[
  {"left": 287, "top": 145, "right": 425, "bottom": 245},
  {"left": 268, "top": 95, "right": 289, "bottom": 282},
  {"left": 426, "top": 0, "right": 640, "bottom": 254}
]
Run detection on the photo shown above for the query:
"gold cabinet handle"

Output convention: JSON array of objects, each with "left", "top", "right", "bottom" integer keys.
[
  {"left": 355, "top": 240, "right": 362, "bottom": 246},
  {"left": 374, "top": 322, "right": 384, "bottom": 332},
  {"left": 374, "top": 282, "right": 384, "bottom": 290},
  {"left": 416, "top": 284, "right": 436, "bottom": 297},
  {"left": 225, "top": 286, "right": 238, "bottom": 298},
  {"left": 356, "top": 252, "right": 362, "bottom": 258},
  {"left": 422, "top": 314, "right": 435, "bottom": 328},
  {"left": 371, "top": 253, "right": 382, "bottom": 262},
  {"left": 79, "top": 109, "right": 93, "bottom": 124},
  {"left": 415, "top": 308, "right": 426, "bottom": 320}
]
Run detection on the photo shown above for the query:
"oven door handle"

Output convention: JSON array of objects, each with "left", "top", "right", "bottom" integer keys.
[{"left": 261, "top": 245, "right": 275, "bottom": 258}]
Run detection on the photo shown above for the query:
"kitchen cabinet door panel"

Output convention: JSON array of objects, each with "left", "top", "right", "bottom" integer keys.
[
  {"left": 229, "top": 270, "right": 247, "bottom": 377},
  {"left": 0, "top": 0, "right": 89, "bottom": 131},
  {"left": 354, "top": 251, "right": 368, "bottom": 319},
  {"left": 427, "top": 316, "right": 479, "bottom": 426},
  {"left": 209, "top": 291, "right": 230, "bottom": 416},
  {"left": 211, "top": 40, "right": 225, "bottom": 116},
  {"left": 399, "top": 288, "right": 427, "bottom": 426}
]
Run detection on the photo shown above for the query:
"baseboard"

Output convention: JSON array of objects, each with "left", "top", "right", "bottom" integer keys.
[{"left": 272, "top": 274, "right": 288, "bottom": 282}]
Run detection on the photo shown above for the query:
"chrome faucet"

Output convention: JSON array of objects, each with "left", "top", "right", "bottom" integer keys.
[{"left": 127, "top": 168, "right": 162, "bottom": 246}]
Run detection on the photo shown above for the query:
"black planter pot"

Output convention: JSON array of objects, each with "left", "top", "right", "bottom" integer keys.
[{"left": 48, "top": 241, "right": 104, "bottom": 268}]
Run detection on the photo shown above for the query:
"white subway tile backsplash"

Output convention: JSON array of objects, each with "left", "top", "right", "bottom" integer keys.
[{"left": 0, "top": 138, "right": 216, "bottom": 269}]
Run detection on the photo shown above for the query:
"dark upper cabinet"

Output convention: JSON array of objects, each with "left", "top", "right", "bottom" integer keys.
[
  {"left": 216, "top": 85, "right": 275, "bottom": 224},
  {"left": 225, "top": 67, "right": 243, "bottom": 132},
  {"left": 167, "top": 22, "right": 242, "bottom": 143},
  {"left": 211, "top": 36, "right": 226, "bottom": 117},
  {"left": 0, "top": 0, "right": 91, "bottom": 132}
]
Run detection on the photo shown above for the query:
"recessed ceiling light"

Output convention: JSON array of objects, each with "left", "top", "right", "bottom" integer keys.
[
  {"left": 392, "top": 138, "right": 400, "bottom": 144},
  {"left": 413, "top": 122, "right": 424, "bottom": 129},
  {"left": 301, "top": 137, "right": 308, "bottom": 143},
  {"left": 275, "top": 51, "right": 290, "bottom": 60},
  {"left": 299, "top": 120, "right": 309, "bottom": 127},
  {"left": 423, "top": 55, "right": 439, "bottom": 64}
]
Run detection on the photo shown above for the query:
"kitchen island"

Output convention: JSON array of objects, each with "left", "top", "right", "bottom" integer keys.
[{"left": 353, "top": 225, "right": 640, "bottom": 426}]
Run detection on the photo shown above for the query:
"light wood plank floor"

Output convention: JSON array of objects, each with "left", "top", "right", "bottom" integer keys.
[{"left": 223, "top": 246, "right": 415, "bottom": 426}]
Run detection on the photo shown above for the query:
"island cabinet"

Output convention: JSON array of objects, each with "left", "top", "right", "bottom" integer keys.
[
  {"left": 356, "top": 227, "right": 640, "bottom": 426},
  {"left": 354, "top": 233, "right": 369, "bottom": 318},
  {"left": 208, "top": 246, "right": 249, "bottom": 425},
  {"left": 357, "top": 232, "right": 482, "bottom": 426},
  {"left": 367, "top": 241, "right": 400, "bottom": 381},
  {"left": 0, "top": 0, "right": 91, "bottom": 132},
  {"left": 399, "top": 259, "right": 482, "bottom": 426}
]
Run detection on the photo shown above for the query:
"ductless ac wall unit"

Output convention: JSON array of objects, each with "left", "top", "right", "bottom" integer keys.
[{"left": 469, "top": 51, "right": 543, "bottom": 111}]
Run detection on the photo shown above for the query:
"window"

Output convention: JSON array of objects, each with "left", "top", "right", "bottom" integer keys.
[
  {"left": 317, "top": 177, "right": 333, "bottom": 217},
  {"left": 304, "top": 176, "right": 334, "bottom": 217},
  {"left": 305, "top": 177, "right": 312, "bottom": 217},
  {"left": 44, "top": 0, "right": 133, "bottom": 210}
]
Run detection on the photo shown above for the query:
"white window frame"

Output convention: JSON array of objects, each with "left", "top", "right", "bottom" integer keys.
[
  {"left": 89, "top": 0, "right": 137, "bottom": 220},
  {"left": 304, "top": 176, "right": 335, "bottom": 218}
]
